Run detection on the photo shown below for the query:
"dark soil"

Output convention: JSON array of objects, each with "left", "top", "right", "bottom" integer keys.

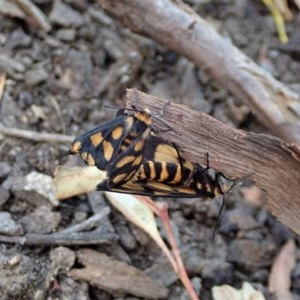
[{"left": 0, "top": 1, "right": 300, "bottom": 299}]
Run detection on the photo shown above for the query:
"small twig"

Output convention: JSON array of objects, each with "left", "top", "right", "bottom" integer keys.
[
  {"left": 14, "top": 0, "right": 51, "bottom": 32},
  {"left": 128, "top": 195, "right": 199, "bottom": 299},
  {"left": 0, "top": 207, "right": 113, "bottom": 246},
  {"left": 0, "top": 122, "right": 73, "bottom": 144},
  {"left": 0, "top": 229, "right": 116, "bottom": 246},
  {"left": 60, "top": 207, "right": 111, "bottom": 234},
  {"left": 158, "top": 204, "right": 199, "bottom": 300}
]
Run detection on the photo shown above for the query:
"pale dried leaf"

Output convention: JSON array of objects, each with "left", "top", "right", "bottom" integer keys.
[
  {"left": 54, "top": 166, "right": 106, "bottom": 200},
  {"left": 268, "top": 239, "right": 296, "bottom": 300},
  {"left": 69, "top": 248, "right": 168, "bottom": 299},
  {"left": 105, "top": 192, "right": 159, "bottom": 239},
  {"left": 212, "top": 282, "right": 265, "bottom": 300},
  {"left": 105, "top": 192, "right": 177, "bottom": 271}
]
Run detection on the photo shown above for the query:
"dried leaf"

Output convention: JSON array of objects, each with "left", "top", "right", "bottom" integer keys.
[
  {"left": 268, "top": 239, "right": 296, "bottom": 300},
  {"left": 212, "top": 282, "right": 265, "bottom": 300},
  {"left": 54, "top": 166, "right": 106, "bottom": 200},
  {"left": 105, "top": 192, "right": 177, "bottom": 272},
  {"left": 69, "top": 248, "right": 168, "bottom": 299}
]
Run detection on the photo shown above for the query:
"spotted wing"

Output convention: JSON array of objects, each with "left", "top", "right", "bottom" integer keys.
[{"left": 69, "top": 109, "right": 151, "bottom": 171}]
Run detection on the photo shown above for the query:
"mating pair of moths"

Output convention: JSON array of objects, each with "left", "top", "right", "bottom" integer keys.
[{"left": 69, "top": 105, "right": 232, "bottom": 200}]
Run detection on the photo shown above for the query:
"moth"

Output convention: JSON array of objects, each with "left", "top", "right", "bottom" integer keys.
[
  {"left": 70, "top": 106, "right": 234, "bottom": 199},
  {"left": 97, "top": 134, "right": 234, "bottom": 199},
  {"left": 70, "top": 107, "right": 175, "bottom": 188}
]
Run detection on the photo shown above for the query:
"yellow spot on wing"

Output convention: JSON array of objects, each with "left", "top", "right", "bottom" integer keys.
[
  {"left": 81, "top": 152, "right": 88, "bottom": 160},
  {"left": 116, "top": 156, "right": 136, "bottom": 168},
  {"left": 112, "top": 126, "right": 123, "bottom": 140},
  {"left": 134, "top": 111, "right": 152, "bottom": 125},
  {"left": 87, "top": 153, "right": 96, "bottom": 166},
  {"left": 112, "top": 173, "right": 128, "bottom": 184},
  {"left": 196, "top": 182, "right": 203, "bottom": 190},
  {"left": 80, "top": 152, "right": 95, "bottom": 166},
  {"left": 103, "top": 140, "right": 114, "bottom": 162},
  {"left": 124, "top": 170, "right": 138, "bottom": 181},
  {"left": 70, "top": 141, "right": 82, "bottom": 153},
  {"left": 90, "top": 132, "right": 103, "bottom": 147},
  {"left": 132, "top": 155, "right": 143, "bottom": 166},
  {"left": 134, "top": 140, "right": 144, "bottom": 152}
]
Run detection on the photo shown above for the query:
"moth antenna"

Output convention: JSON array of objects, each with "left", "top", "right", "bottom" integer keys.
[{"left": 211, "top": 193, "right": 226, "bottom": 243}]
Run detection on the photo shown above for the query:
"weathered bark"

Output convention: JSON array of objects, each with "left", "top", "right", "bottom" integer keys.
[
  {"left": 126, "top": 89, "right": 300, "bottom": 235},
  {"left": 97, "top": 0, "right": 300, "bottom": 143}
]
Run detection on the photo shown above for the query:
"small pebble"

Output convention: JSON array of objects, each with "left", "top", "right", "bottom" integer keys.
[
  {"left": 49, "top": 0, "right": 84, "bottom": 28},
  {"left": 0, "top": 211, "right": 23, "bottom": 235},
  {"left": 10, "top": 171, "right": 58, "bottom": 207},
  {"left": 0, "top": 187, "right": 10, "bottom": 207},
  {"left": 0, "top": 162, "right": 11, "bottom": 179},
  {"left": 50, "top": 246, "right": 76, "bottom": 272},
  {"left": 115, "top": 224, "right": 137, "bottom": 251},
  {"left": 227, "top": 239, "right": 274, "bottom": 271},
  {"left": 73, "top": 211, "right": 87, "bottom": 223},
  {"left": 56, "top": 29, "right": 76, "bottom": 42},
  {"left": 25, "top": 68, "right": 48, "bottom": 86},
  {"left": 18, "top": 206, "right": 61, "bottom": 234}
]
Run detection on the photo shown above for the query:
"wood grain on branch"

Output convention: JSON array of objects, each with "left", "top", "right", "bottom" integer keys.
[
  {"left": 126, "top": 89, "right": 300, "bottom": 235},
  {"left": 97, "top": 0, "right": 300, "bottom": 143}
]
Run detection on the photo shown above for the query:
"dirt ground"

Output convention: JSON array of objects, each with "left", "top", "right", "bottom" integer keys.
[{"left": 0, "top": 0, "right": 300, "bottom": 299}]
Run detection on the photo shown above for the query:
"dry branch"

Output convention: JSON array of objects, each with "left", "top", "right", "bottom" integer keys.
[
  {"left": 97, "top": 0, "right": 300, "bottom": 143},
  {"left": 0, "top": 207, "right": 115, "bottom": 246},
  {"left": 0, "top": 230, "right": 116, "bottom": 246},
  {"left": 0, "top": 122, "right": 73, "bottom": 144},
  {"left": 14, "top": 0, "right": 51, "bottom": 32},
  {"left": 126, "top": 89, "right": 300, "bottom": 235}
]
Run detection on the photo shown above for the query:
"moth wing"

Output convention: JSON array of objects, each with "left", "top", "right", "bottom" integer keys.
[
  {"left": 98, "top": 177, "right": 214, "bottom": 198},
  {"left": 69, "top": 115, "right": 133, "bottom": 170},
  {"left": 102, "top": 128, "right": 151, "bottom": 188}
]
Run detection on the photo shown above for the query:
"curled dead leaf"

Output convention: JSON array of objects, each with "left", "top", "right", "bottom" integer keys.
[{"left": 268, "top": 239, "right": 295, "bottom": 300}]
